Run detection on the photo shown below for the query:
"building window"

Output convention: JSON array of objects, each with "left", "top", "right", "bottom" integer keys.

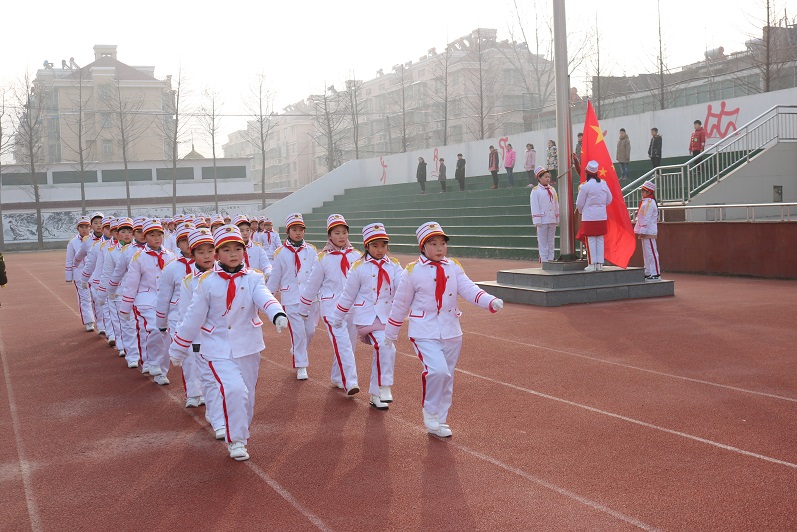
[
  {"left": 101, "top": 112, "right": 112, "bottom": 128},
  {"left": 103, "top": 139, "right": 114, "bottom": 158},
  {"left": 99, "top": 84, "right": 111, "bottom": 102}
]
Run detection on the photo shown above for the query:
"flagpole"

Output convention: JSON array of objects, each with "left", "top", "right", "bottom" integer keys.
[{"left": 553, "top": 0, "right": 577, "bottom": 260}]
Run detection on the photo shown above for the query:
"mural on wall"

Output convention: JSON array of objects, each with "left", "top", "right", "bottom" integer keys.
[
  {"left": 379, "top": 156, "right": 388, "bottom": 185},
  {"left": 705, "top": 101, "right": 741, "bottom": 139}
]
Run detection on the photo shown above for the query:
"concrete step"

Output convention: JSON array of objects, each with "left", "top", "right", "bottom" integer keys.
[{"left": 496, "top": 265, "right": 642, "bottom": 289}]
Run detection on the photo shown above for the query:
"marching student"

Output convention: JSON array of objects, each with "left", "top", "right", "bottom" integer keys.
[
  {"left": 210, "top": 214, "right": 225, "bottom": 233},
  {"left": 120, "top": 219, "right": 176, "bottom": 384},
  {"left": 155, "top": 223, "right": 205, "bottom": 406},
  {"left": 258, "top": 217, "right": 281, "bottom": 261},
  {"left": 530, "top": 166, "right": 560, "bottom": 263},
  {"left": 634, "top": 180, "right": 661, "bottom": 281},
  {"left": 65, "top": 216, "right": 95, "bottom": 331},
  {"left": 266, "top": 213, "right": 319, "bottom": 380},
  {"left": 299, "top": 214, "right": 362, "bottom": 395},
  {"left": 331, "top": 222, "right": 403, "bottom": 410},
  {"left": 384, "top": 222, "right": 503, "bottom": 437},
  {"left": 75, "top": 212, "right": 107, "bottom": 335},
  {"left": 178, "top": 228, "right": 224, "bottom": 438},
  {"left": 169, "top": 224, "right": 288, "bottom": 461},
  {"left": 576, "top": 160, "right": 613, "bottom": 271},
  {"left": 98, "top": 217, "right": 135, "bottom": 358},
  {"left": 107, "top": 217, "right": 147, "bottom": 368},
  {"left": 233, "top": 215, "right": 272, "bottom": 277},
  {"left": 80, "top": 216, "right": 115, "bottom": 340}
]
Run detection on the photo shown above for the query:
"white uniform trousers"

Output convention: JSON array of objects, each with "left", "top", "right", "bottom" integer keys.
[
  {"left": 168, "top": 318, "right": 203, "bottom": 399},
  {"left": 641, "top": 237, "right": 661, "bottom": 276},
  {"left": 102, "top": 298, "right": 115, "bottom": 342},
  {"left": 198, "top": 353, "right": 225, "bottom": 431},
  {"left": 133, "top": 306, "right": 169, "bottom": 375},
  {"left": 106, "top": 298, "right": 124, "bottom": 351},
  {"left": 284, "top": 303, "right": 319, "bottom": 368},
  {"left": 536, "top": 224, "right": 557, "bottom": 263},
  {"left": 72, "top": 281, "right": 95, "bottom": 325},
  {"left": 586, "top": 235, "right": 605, "bottom": 265},
  {"left": 364, "top": 330, "right": 396, "bottom": 397},
  {"left": 321, "top": 316, "right": 358, "bottom": 390},
  {"left": 199, "top": 353, "right": 260, "bottom": 444},
  {"left": 118, "top": 301, "right": 140, "bottom": 365},
  {"left": 409, "top": 336, "right": 463, "bottom": 424},
  {"left": 90, "top": 285, "right": 106, "bottom": 333}
]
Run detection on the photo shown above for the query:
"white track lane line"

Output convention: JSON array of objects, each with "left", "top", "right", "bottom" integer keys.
[
  {"left": 465, "top": 330, "right": 797, "bottom": 403},
  {"left": 0, "top": 319, "right": 43, "bottom": 531},
  {"left": 261, "top": 357, "right": 657, "bottom": 530},
  {"left": 392, "top": 348, "right": 797, "bottom": 470},
  {"left": 23, "top": 267, "right": 332, "bottom": 532}
]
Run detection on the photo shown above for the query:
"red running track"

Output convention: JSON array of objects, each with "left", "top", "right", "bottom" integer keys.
[{"left": 0, "top": 250, "right": 795, "bottom": 531}]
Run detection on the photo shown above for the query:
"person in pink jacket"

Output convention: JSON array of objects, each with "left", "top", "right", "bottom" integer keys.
[
  {"left": 504, "top": 143, "right": 516, "bottom": 187},
  {"left": 524, "top": 143, "right": 537, "bottom": 187}
]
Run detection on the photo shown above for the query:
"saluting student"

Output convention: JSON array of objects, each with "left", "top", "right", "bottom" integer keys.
[
  {"left": 530, "top": 166, "right": 560, "bottom": 263},
  {"left": 65, "top": 216, "right": 95, "bottom": 331},
  {"left": 299, "top": 214, "right": 362, "bottom": 395},
  {"left": 634, "top": 180, "right": 661, "bottom": 281},
  {"left": 384, "top": 222, "right": 503, "bottom": 437},
  {"left": 266, "top": 213, "right": 320, "bottom": 380},
  {"left": 170, "top": 224, "right": 288, "bottom": 461},
  {"left": 331, "top": 222, "right": 403, "bottom": 410}
]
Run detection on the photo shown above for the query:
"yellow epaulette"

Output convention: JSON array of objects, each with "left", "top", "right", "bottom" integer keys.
[
  {"left": 253, "top": 268, "right": 264, "bottom": 275},
  {"left": 131, "top": 249, "right": 143, "bottom": 262},
  {"left": 273, "top": 246, "right": 283, "bottom": 258},
  {"left": 197, "top": 270, "right": 213, "bottom": 285},
  {"left": 307, "top": 243, "right": 317, "bottom": 251},
  {"left": 318, "top": 250, "right": 328, "bottom": 260},
  {"left": 351, "top": 257, "right": 365, "bottom": 270},
  {"left": 121, "top": 243, "right": 130, "bottom": 251},
  {"left": 390, "top": 257, "right": 401, "bottom": 266},
  {"left": 82, "top": 235, "right": 91, "bottom": 242},
  {"left": 252, "top": 241, "right": 263, "bottom": 247},
  {"left": 531, "top": 185, "right": 539, "bottom": 191},
  {"left": 406, "top": 260, "right": 418, "bottom": 273},
  {"left": 182, "top": 273, "right": 193, "bottom": 289},
  {"left": 451, "top": 258, "right": 463, "bottom": 269}
]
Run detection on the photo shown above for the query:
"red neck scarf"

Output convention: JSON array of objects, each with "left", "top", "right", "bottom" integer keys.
[
  {"left": 328, "top": 249, "right": 352, "bottom": 277},
  {"left": 217, "top": 269, "right": 245, "bottom": 315},
  {"left": 284, "top": 243, "right": 304, "bottom": 276},
  {"left": 177, "top": 256, "right": 194, "bottom": 274},
  {"left": 267, "top": 232, "right": 272, "bottom": 244},
  {"left": 543, "top": 185, "right": 554, "bottom": 201},
  {"left": 369, "top": 257, "right": 391, "bottom": 294},
  {"left": 429, "top": 260, "right": 447, "bottom": 313},
  {"left": 243, "top": 248, "right": 250, "bottom": 268},
  {"left": 146, "top": 248, "right": 166, "bottom": 269}
]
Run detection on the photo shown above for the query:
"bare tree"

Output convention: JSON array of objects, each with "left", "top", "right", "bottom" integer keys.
[
  {"left": 103, "top": 78, "right": 147, "bottom": 216},
  {"left": 159, "top": 69, "right": 191, "bottom": 215},
  {"left": 309, "top": 84, "right": 347, "bottom": 172},
  {"left": 197, "top": 87, "right": 223, "bottom": 213},
  {"left": 655, "top": 0, "right": 668, "bottom": 110},
  {"left": 242, "top": 73, "right": 275, "bottom": 208},
  {"left": 59, "top": 67, "right": 98, "bottom": 214},
  {"left": 12, "top": 73, "right": 47, "bottom": 248},
  {"left": 744, "top": 0, "right": 797, "bottom": 92},
  {"left": 429, "top": 47, "right": 451, "bottom": 146},
  {"left": 0, "top": 85, "right": 14, "bottom": 247},
  {"left": 462, "top": 28, "right": 501, "bottom": 140},
  {"left": 388, "top": 65, "right": 411, "bottom": 152},
  {"left": 344, "top": 76, "right": 363, "bottom": 159}
]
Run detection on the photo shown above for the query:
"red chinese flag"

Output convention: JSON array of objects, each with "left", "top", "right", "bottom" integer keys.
[{"left": 580, "top": 100, "right": 636, "bottom": 268}]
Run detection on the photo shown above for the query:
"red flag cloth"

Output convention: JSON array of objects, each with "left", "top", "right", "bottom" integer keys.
[{"left": 580, "top": 101, "right": 636, "bottom": 268}]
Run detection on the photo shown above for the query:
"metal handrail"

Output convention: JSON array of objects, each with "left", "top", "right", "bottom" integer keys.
[
  {"left": 628, "top": 202, "right": 797, "bottom": 223},
  {"left": 621, "top": 105, "right": 797, "bottom": 210}
]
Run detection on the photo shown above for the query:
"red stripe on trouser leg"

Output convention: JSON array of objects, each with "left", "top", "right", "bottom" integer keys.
[
  {"left": 369, "top": 333, "right": 382, "bottom": 386},
  {"left": 287, "top": 319, "right": 295, "bottom": 368},
  {"left": 181, "top": 368, "right": 188, "bottom": 398},
  {"left": 208, "top": 361, "right": 231, "bottom": 444},
  {"left": 73, "top": 281, "right": 86, "bottom": 323},
  {"left": 409, "top": 338, "right": 428, "bottom": 407},
  {"left": 323, "top": 317, "right": 347, "bottom": 388},
  {"left": 133, "top": 306, "right": 144, "bottom": 365},
  {"left": 649, "top": 239, "right": 660, "bottom": 275}
]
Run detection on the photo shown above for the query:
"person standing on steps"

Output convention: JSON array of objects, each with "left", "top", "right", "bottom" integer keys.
[
  {"left": 455, "top": 153, "right": 466, "bottom": 192},
  {"left": 648, "top": 128, "right": 662, "bottom": 169},
  {"left": 524, "top": 143, "right": 537, "bottom": 187},
  {"left": 546, "top": 140, "right": 558, "bottom": 182},
  {"left": 416, "top": 157, "right": 427, "bottom": 195},
  {"left": 504, "top": 143, "right": 516, "bottom": 188},
  {"left": 488, "top": 146, "right": 500, "bottom": 189},
  {"left": 438, "top": 158, "right": 447, "bottom": 193}
]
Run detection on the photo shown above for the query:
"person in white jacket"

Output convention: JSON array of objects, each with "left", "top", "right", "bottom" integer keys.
[
  {"left": 384, "top": 222, "right": 503, "bottom": 437},
  {"left": 634, "top": 180, "right": 661, "bottom": 281},
  {"left": 65, "top": 216, "right": 95, "bottom": 331},
  {"left": 266, "top": 213, "right": 319, "bottom": 380},
  {"left": 299, "top": 214, "right": 362, "bottom": 395},
  {"left": 98, "top": 218, "right": 135, "bottom": 359},
  {"left": 576, "top": 160, "right": 613, "bottom": 271},
  {"left": 331, "top": 222, "right": 403, "bottom": 410},
  {"left": 233, "top": 215, "right": 272, "bottom": 278},
  {"left": 258, "top": 217, "right": 281, "bottom": 261},
  {"left": 530, "top": 166, "right": 560, "bottom": 263},
  {"left": 169, "top": 224, "right": 288, "bottom": 461}
]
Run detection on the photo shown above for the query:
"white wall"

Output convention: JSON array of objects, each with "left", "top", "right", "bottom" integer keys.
[{"left": 262, "top": 88, "right": 797, "bottom": 222}]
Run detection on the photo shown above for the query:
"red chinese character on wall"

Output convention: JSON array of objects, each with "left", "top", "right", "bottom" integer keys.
[
  {"left": 379, "top": 155, "right": 388, "bottom": 185},
  {"left": 705, "top": 101, "right": 740, "bottom": 139}
]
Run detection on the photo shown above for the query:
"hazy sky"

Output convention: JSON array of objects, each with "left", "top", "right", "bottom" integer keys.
[{"left": 1, "top": 0, "right": 778, "bottom": 154}]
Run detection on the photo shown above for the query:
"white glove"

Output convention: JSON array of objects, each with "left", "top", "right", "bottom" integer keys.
[
  {"left": 490, "top": 298, "right": 504, "bottom": 312},
  {"left": 331, "top": 319, "right": 343, "bottom": 328},
  {"left": 81, "top": 281, "right": 89, "bottom": 289},
  {"left": 169, "top": 346, "right": 188, "bottom": 366},
  {"left": 275, "top": 315, "right": 288, "bottom": 333},
  {"left": 383, "top": 337, "right": 395, "bottom": 350},
  {"left": 170, "top": 356, "right": 183, "bottom": 367},
  {"left": 121, "top": 312, "right": 132, "bottom": 321}
]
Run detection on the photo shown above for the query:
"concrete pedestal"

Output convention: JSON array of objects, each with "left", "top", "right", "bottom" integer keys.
[{"left": 477, "top": 261, "right": 675, "bottom": 307}]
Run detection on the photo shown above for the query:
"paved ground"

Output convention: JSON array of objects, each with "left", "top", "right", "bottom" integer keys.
[{"left": 0, "top": 250, "right": 795, "bottom": 531}]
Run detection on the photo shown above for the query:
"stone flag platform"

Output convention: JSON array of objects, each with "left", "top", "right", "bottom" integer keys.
[{"left": 477, "top": 261, "right": 675, "bottom": 307}]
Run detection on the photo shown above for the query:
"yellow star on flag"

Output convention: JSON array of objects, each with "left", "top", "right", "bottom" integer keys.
[
  {"left": 598, "top": 167, "right": 607, "bottom": 177},
  {"left": 591, "top": 125, "right": 604, "bottom": 145}
]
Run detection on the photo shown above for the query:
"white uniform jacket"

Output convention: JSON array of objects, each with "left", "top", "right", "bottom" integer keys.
[
  {"left": 530, "top": 184, "right": 560, "bottom": 225},
  {"left": 65, "top": 234, "right": 84, "bottom": 282},
  {"left": 299, "top": 247, "right": 362, "bottom": 316},
  {"left": 385, "top": 255, "right": 498, "bottom": 341},
  {"left": 80, "top": 237, "right": 110, "bottom": 285},
  {"left": 171, "top": 265, "right": 285, "bottom": 360},
  {"left": 244, "top": 241, "right": 272, "bottom": 276},
  {"left": 99, "top": 242, "right": 125, "bottom": 300},
  {"left": 178, "top": 269, "right": 204, "bottom": 322},
  {"left": 332, "top": 256, "right": 403, "bottom": 326},
  {"left": 634, "top": 197, "right": 659, "bottom": 237},
  {"left": 120, "top": 246, "right": 176, "bottom": 314},
  {"left": 266, "top": 242, "right": 318, "bottom": 306},
  {"left": 155, "top": 256, "right": 195, "bottom": 329},
  {"left": 576, "top": 179, "right": 613, "bottom": 221},
  {"left": 108, "top": 242, "right": 146, "bottom": 296},
  {"left": 258, "top": 230, "right": 281, "bottom": 260},
  {"left": 74, "top": 233, "right": 100, "bottom": 264},
  {"left": 163, "top": 233, "right": 178, "bottom": 255}
]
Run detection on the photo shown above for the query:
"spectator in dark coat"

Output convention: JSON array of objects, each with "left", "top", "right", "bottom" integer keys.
[
  {"left": 455, "top": 153, "right": 466, "bottom": 192},
  {"left": 417, "top": 157, "right": 427, "bottom": 194},
  {"left": 438, "top": 158, "right": 447, "bottom": 193},
  {"left": 649, "top": 128, "right": 662, "bottom": 169}
]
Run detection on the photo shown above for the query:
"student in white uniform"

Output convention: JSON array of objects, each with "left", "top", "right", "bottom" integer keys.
[
  {"left": 634, "top": 180, "right": 661, "bottom": 281},
  {"left": 384, "top": 222, "right": 503, "bottom": 437},
  {"left": 331, "top": 222, "right": 403, "bottom": 410},
  {"left": 98, "top": 217, "right": 135, "bottom": 358},
  {"left": 530, "top": 166, "right": 560, "bottom": 263},
  {"left": 169, "top": 224, "right": 288, "bottom": 461},
  {"left": 266, "top": 213, "right": 320, "bottom": 380},
  {"left": 76, "top": 212, "right": 108, "bottom": 335},
  {"left": 120, "top": 219, "right": 176, "bottom": 384},
  {"left": 233, "top": 215, "right": 272, "bottom": 278},
  {"left": 576, "top": 160, "right": 613, "bottom": 271},
  {"left": 81, "top": 216, "right": 116, "bottom": 342},
  {"left": 65, "top": 216, "right": 95, "bottom": 331},
  {"left": 258, "top": 217, "right": 281, "bottom": 261},
  {"left": 299, "top": 214, "right": 362, "bottom": 395}
]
